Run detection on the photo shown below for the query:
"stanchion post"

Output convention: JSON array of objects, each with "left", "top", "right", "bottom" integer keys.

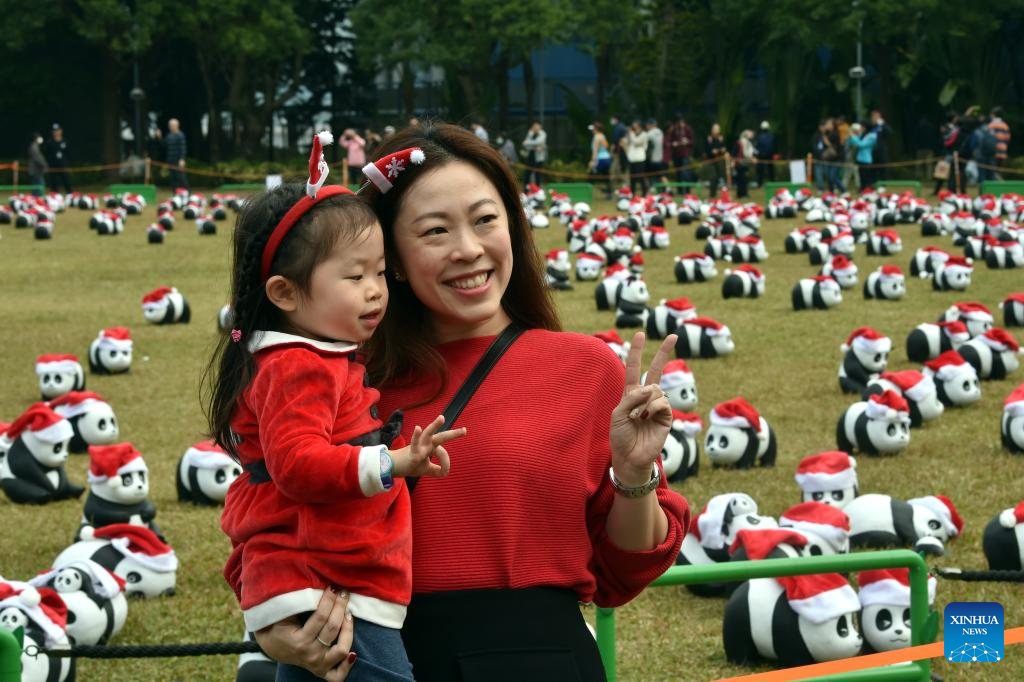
[
  {"left": 806, "top": 153, "right": 813, "bottom": 187},
  {"left": 341, "top": 158, "right": 349, "bottom": 187},
  {"left": 144, "top": 157, "right": 151, "bottom": 186},
  {"left": 596, "top": 608, "right": 616, "bottom": 682},
  {"left": 0, "top": 627, "right": 21, "bottom": 682},
  {"left": 12, "top": 160, "right": 18, "bottom": 188},
  {"left": 953, "top": 152, "right": 960, "bottom": 194},
  {"left": 724, "top": 152, "right": 732, "bottom": 188}
]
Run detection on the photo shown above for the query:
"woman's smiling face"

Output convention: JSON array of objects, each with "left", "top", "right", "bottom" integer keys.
[{"left": 391, "top": 161, "right": 513, "bottom": 343}]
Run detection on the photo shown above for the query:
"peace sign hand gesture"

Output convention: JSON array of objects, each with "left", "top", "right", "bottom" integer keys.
[{"left": 609, "top": 332, "right": 677, "bottom": 486}]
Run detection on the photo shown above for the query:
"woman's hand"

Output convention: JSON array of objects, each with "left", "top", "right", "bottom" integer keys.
[
  {"left": 609, "top": 332, "right": 677, "bottom": 486},
  {"left": 390, "top": 415, "right": 465, "bottom": 478},
  {"left": 254, "top": 588, "right": 357, "bottom": 681}
]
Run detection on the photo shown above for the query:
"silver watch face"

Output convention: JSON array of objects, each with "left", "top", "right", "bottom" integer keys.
[{"left": 380, "top": 450, "right": 392, "bottom": 474}]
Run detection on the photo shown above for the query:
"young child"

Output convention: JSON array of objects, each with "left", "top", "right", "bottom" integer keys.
[{"left": 208, "top": 134, "right": 462, "bottom": 681}]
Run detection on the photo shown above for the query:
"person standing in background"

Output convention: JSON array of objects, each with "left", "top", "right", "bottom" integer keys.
[
  {"left": 522, "top": 121, "right": 547, "bottom": 187},
  {"left": 644, "top": 118, "right": 666, "bottom": 187},
  {"left": 496, "top": 131, "right": 518, "bottom": 164},
  {"left": 471, "top": 121, "right": 490, "bottom": 144},
  {"left": 754, "top": 121, "right": 776, "bottom": 187},
  {"left": 989, "top": 107, "right": 1010, "bottom": 178},
  {"left": 588, "top": 122, "right": 612, "bottom": 198},
  {"left": 869, "top": 110, "right": 887, "bottom": 184},
  {"left": 27, "top": 132, "right": 48, "bottom": 196},
  {"left": 848, "top": 122, "right": 877, "bottom": 190},
  {"left": 339, "top": 128, "right": 367, "bottom": 185},
  {"left": 836, "top": 115, "right": 857, "bottom": 190},
  {"left": 364, "top": 128, "right": 383, "bottom": 160},
  {"left": 624, "top": 120, "right": 649, "bottom": 196},
  {"left": 733, "top": 129, "right": 756, "bottom": 198},
  {"left": 164, "top": 118, "right": 188, "bottom": 190},
  {"left": 609, "top": 115, "right": 629, "bottom": 189},
  {"left": 42, "top": 123, "right": 73, "bottom": 194},
  {"left": 666, "top": 114, "right": 695, "bottom": 184},
  {"left": 705, "top": 123, "right": 727, "bottom": 197}
]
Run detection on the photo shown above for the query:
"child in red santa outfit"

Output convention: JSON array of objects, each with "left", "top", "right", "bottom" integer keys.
[{"left": 207, "top": 132, "right": 465, "bottom": 682}]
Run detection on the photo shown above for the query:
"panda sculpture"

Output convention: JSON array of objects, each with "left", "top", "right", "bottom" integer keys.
[
  {"left": 660, "top": 411, "right": 701, "bottom": 483},
  {"left": 940, "top": 301, "right": 994, "bottom": 338},
  {"left": 1003, "top": 385, "right": 1024, "bottom": 454},
  {"left": 857, "top": 569, "right": 936, "bottom": 653},
  {"left": 147, "top": 223, "right": 166, "bottom": 243},
  {"left": 89, "top": 326, "right": 133, "bottom": 374},
  {"left": 779, "top": 502, "right": 851, "bottom": 556},
  {"left": 809, "top": 232, "right": 856, "bottom": 267},
  {"left": 721, "top": 265, "right": 765, "bottom": 299},
  {"left": 922, "top": 351, "right": 982, "bottom": 407},
  {"left": 658, "top": 359, "right": 698, "bottom": 411},
  {"left": 177, "top": 440, "right": 241, "bottom": 505},
  {"left": 728, "top": 528, "right": 808, "bottom": 566},
  {"left": 34, "top": 216, "right": 54, "bottom": 240},
  {"left": 195, "top": 215, "right": 216, "bottom": 235},
  {"left": 837, "top": 391, "right": 910, "bottom": 456},
  {"left": 28, "top": 559, "right": 128, "bottom": 646},
  {"left": 908, "top": 246, "right": 950, "bottom": 277},
  {"left": 645, "top": 297, "right": 696, "bottom": 340},
  {"left": 704, "top": 235, "right": 736, "bottom": 261},
  {"left": 157, "top": 208, "right": 175, "bottom": 231},
  {"left": 543, "top": 249, "right": 573, "bottom": 291},
  {"left": 142, "top": 286, "right": 191, "bottom": 324},
  {"left": 674, "top": 317, "right": 735, "bottom": 359},
  {"left": 963, "top": 234, "right": 997, "bottom": 262},
  {"left": 905, "top": 320, "right": 969, "bottom": 363},
  {"left": 55, "top": 523, "right": 178, "bottom": 598},
  {"left": 820, "top": 254, "right": 858, "bottom": 290},
  {"left": 574, "top": 253, "right": 604, "bottom": 281},
  {"left": 792, "top": 276, "right": 843, "bottom": 311},
  {"left": 920, "top": 212, "right": 952, "bottom": 237},
  {"left": 35, "top": 354, "right": 85, "bottom": 400},
  {"left": 79, "top": 443, "right": 161, "bottom": 542},
  {"left": 0, "top": 403, "right": 83, "bottom": 505},
  {"left": 628, "top": 252, "right": 645, "bottom": 276},
  {"left": 0, "top": 581, "right": 74, "bottom": 682},
  {"left": 594, "top": 265, "right": 630, "bottom": 310},
  {"left": 956, "top": 328, "right": 1021, "bottom": 380},
  {"left": 845, "top": 493, "right": 962, "bottom": 555},
  {"left": 929, "top": 255, "right": 973, "bottom": 291},
  {"left": 705, "top": 397, "right": 777, "bottom": 469},
  {"left": 794, "top": 451, "right": 859, "bottom": 509},
  {"left": 593, "top": 330, "right": 630, "bottom": 364},
  {"left": 865, "top": 229, "right": 902, "bottom": 256},
  {"left": 784, "top": 226, "right": 822, "bottom": 254},
  {"left": 862, "top": 266, "right": 905, "bottom": 301},
  {"left": 864, "top": 371, "right": 943, "bottom": 427},
  {"left": 638, "top": 225, "right": 670, "bottom": 250},
  {"left": 838, "top": 327, "right": 891, "bottom": 395},
  {"left": 983, "top": 502, "right": 1024, "bottom": 570},
  {"left": 1002, "top": 293, "right": 1024, "bottom": 327},
  {"left": 723, "top": 573, "right": 862, "bottom": 667},
  {"left": 48, "top": 391, "right": 119, "bottom": 453},
  {"left": 673, "top": 252, "right": 718, "bottom": 283},
  {"left": 614, "top": 276, "right": 650, "bottom": 328},
  {"left": 729, "top": 236, "right": 768, "bottom": 263}
]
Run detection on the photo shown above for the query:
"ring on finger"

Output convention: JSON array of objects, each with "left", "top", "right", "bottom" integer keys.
[{"left": 316, "top": 635, "right": 332, "bottom": 648}]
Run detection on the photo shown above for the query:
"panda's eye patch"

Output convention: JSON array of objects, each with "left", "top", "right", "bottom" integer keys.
[
  {"left": 887, "top": 424, "right": 897, "bottom": 437},
  {"left": 836, "top": 615, "right": 850, "bottom": 637},
  {"left": 928, "top": 519, "right": 941, "bottom": 531},
  {"left": 876, "top": 608, "right": 893, "bottom": 631},
  {"left": 719, "top": 436, "right": 729, "bottom": 449},
  {"left": 813, "top": 492, "right": 825, "bottom": 501}
]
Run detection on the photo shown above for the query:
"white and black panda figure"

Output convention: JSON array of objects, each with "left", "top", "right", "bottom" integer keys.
[
  {"left": 704, "top": 235, "right": 736, "bottom": 261},
  {"left": 639, "top": 225, "right": 670, "bottom": 250},
  {"left": 614, "top": 276, "right": 650, "bottom": 328},
  {"left": 845, "top": 493, "right": 963, "bottom": 555},
  {"left": 28, "top": 559, "right": 128, "bottom": 646},
  {"left": 957, "top": 328, "right": 1022, "bottom": 380},
  {"left": 237, "top": 629, "right": 277, "bottom": 682},
  {"left": 673, "top": 252, "right": 718, "bottom": 283},
  {"left": 929, "top": 255, "right": 973, "bottom": 291},
  {"left": 792, "top": 276, "right": 843, "bottom": 311},
  {"left": 983, "top": 502, "right": 1024, "bottom": 569},
  {"left": 660, "top": 411, "right": 701, "bottom": 483},
  {"left": 705, "top": 397, "right": 777, "bottom": 469},
  {"left": 857, "top": 569, "right": 937, "bottom": 653},
  {"left": 98, "top": 210, "right": 125, "bottom": 235},
  {"left": 605, "top": 226, "right": 635, "bottom": 265},
  {"left": 80, "top": 443, "right": 161, "bottom": 542},
  {"left": 120, "top": 193, "right": 145, "bottom": 214},
  {"left": 594, "top": 264, "right": 629, "bottom": 310},
  {"left": 1003, "top": 385, "right": 1024, "bottom": 454},
  {"left": 837, "top": 390, "right": 911, "bottom": 456},
  {"left": 821, "top": 254, "right": 858, "bottom": 290},
  {"left": 543, "top": 249, "right": 573, "bottom": 291},
  {"left": 628, "top": 252, "right": 645, "bottom": 276},
  {"left": 176, "top": 440, "right": 241, "bottom": 506},
  {"left": 922, "top": 351, "right": 982, "bottom": 407},
  {"left": 809, "top": 231, "right": 856, "bottom": 266},
  {"left": 142, "top": 286, "right": 191, "bottom": 324},
  {"left": 721, "top": 265, "right": 765, "bottom": 299},
  {"left": 646, "top": 297, "right": 696, "bottom": 340},
  {"left": 1001, "top": 293, "right": 1024, "bottom": 327},
  {"left": 196, "top": 214, "right": 217, "bottom": 235},
  {"left": 986, "top": 240, "right": 1024, "bottom": 269},
  {"left": 170, "top": 187, "right": 190, "bottom": 210},
  {"left": 779, "top": 502, "right": 851, "bottom": 556},
  {"left": 574, "top": 253, "right": 604, "bottom": 281},
  {"left": 157, "top": 208, "right": 175, "bottom": 231},
  {"left": 210, "top": 198, "right": 228, "bottom": 221},
  {"left": 694, "top": 219, "right": 719, "bottom": 241},
  {"left": 795, "top": 451, "right": 858, "bottom": 509},
  {"left": 920, "top": 212, "right": 952, "bottom": 237},
  {"left": 675, "top": 317, "right": 735, "bottom": 359},
  {"left": 862, "top": 265, "right": 905, "bottom": 301},
  {"left": 728, "top": 529, "right": 808, "bottom": 567},
  {"left": 88, "top": 326, "right": 133, "bottom": 374},
  {"left": 729, "top": 236, "right": 768, "bottom": 263},
  {"left": 593, "top": 330, "right": 630, "bottom": 365},
  {"left": 723, "top": 573, "right": 862, "bottom": 667},
  {"left": 658, "top": 359, "right": 698, "bottom": 410},
  {"left": 865, "top": 229, "right": 902, "bottom": 256},
  {"left": 908, "top": 246, "right": 950, "bottom": 277},
  {"left": 0, "top": 581, "right": 74, "bottom": 682},
  {"left": 864, "top": 371, "right": 943, "bottom": 428},
  {"left": 905, "top": 320, "right": 969, "bottom": 363},
  {"left": 147, "top": 223, "right": 166, "bottom": 244},
  {"left": 784, "top": 226, "right": 822, "bottom": 253},
  {"left": 838, "top": 327, "right": 891, "bottom": 395},
  {"left": 219, "top": 304, "right": 235, "bottom": 333},
  {"left": 49, "top": 391, "right": 119, "bottom": 453},
  {"left": 33, "top": 216, "right": 54, "bottom": 240},
  {"left": 0, "top": 403, "right": 83, "bottom": 505},
  {"left": 55, "top": 523, "right": 178, "bottom": 598},
  {"left": 940, "top": 301, "right": 994, "bottom": 338},
  {"left": 35, "top": 354, "right": 86, "bottom": 400}
]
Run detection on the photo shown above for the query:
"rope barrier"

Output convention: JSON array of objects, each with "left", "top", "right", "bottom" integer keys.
[
  {"left": 27, "top": 640, "right": 261, "bottom": 659},
  {"left": 934, "top": 567, "right": 1024, "bottom": 582}
]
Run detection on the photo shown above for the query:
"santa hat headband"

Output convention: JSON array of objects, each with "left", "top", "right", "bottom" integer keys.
[
  {"left": 880, "top": 371, "right": 935, "bottom": 403},
  {"left": 362, "top": 147, "right": 425, "bottom": 194},
  {"left": 1005, "top": 385, "right": 1024, "bottom": 418},
  {"left": 778, "top": 573, "right": 860, "bottom": 625},
  {"left": 660, "top": 359, "right": 694, "bottom": 389},
  {"left": 924, "top": 351, "right": 977, "bottom": 382},
  {"left": 998, "top": 501, "right": 1024, "bottom": 528},
  {"left": 795, "top": 451, "right": 858, "bottom": 493},
  {"left": 48, "top": 391, "right": 110, "bottom": 419},
  {"left": 843, "top": 327, "right": 891, "bottom": 355},
  {"left": 35, "top": 354, "right": 81, "bottom": 375},
  {"left": 7, "top": 403, "right": 73, "bottom": 443},
  {"left": 88, "top": 443, "right": 147, "bottom": 485},
  {"left": 779, "top": 502, "right": 850, "bottom": 552},
  {"left": 908, "top": 495, "right": 963, "bottom": 537},
  {"left": 84, "top": 524, "right": 178, "bottom": 573},
  {"left": 95, "top": 327, "right": 132, "bottom": 352},
  {"left": 183, "top": 440, "right": 234, "bottom": 470},
  {"left": 29, "top": 559, "right": 125, "bottom": 600},
  {"left": 857, "top": 569, "right": 936, "bottom": 608},
  {"left": 979, "top": 328, "right": 1021, "bottom": 353},
  {"left": 0, "top": 581, "right": 67, "bottom": 647},
  {"left": 865, "top": 391, "right": 910, "bottom": 422},
  {"left": 260, "top": 132, "right": 355, "bottom": 282},
  {"left": 697, "top": 493, "right": 757, "bottom": 550},
  {"left": 710, "top": 397, "right": 762, "bottom": 433},
  {"left": 671, "top": 410, "right": 703, "bottom": 437}
]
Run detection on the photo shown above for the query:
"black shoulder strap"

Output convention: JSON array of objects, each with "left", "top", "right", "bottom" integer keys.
[{"left": 407, "top": 323, "right": 524, "bottom": 495}]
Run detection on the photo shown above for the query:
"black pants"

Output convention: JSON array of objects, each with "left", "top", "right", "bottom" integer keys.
[
  {"left": 858, "top": 162, "right": 873, "bottom": 190},
  {"left": 403, "top": 588, "right": 606, "bottom": 682},
  {"left": 735, "top": 164, "right": 749, "bottom": 197},
  {"left": 756, "top": 158, "right": 774, "bottom": 186},
  {"left": 169, "top": 167, "right": 189, "bottom": 190},
  {"left": 629, "top": 161, "right": 646, "bottom": 195},
  {"left": 707, "top": 159, "right": 725, "bottom": 197},
  {"left": 48, "top": 171, "right": 72, "bottom": 194}
]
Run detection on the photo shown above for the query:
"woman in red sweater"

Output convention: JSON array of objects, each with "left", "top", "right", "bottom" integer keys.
[{"left": 261, "top": 124, "right": 689, "bottom": 681}]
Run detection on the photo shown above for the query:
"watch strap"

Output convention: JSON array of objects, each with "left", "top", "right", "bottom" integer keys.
[{"left": 609, "top": 464, "right": 661, "bottom": 498}]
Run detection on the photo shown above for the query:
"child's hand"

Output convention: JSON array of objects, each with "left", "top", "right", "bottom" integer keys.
[{"left": 390, "top": 415, "right": 465, "bottom": 479}]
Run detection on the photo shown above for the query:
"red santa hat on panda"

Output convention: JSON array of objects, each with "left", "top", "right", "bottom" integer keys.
[
  {"left": 593, "top": 330, "right": 629, "bottom": 359},
  {"left": 48, "top": 391, "right": 110, "bottom": 419},
  {"left": 777, "top": 573, "right": 860, "bottom": 624},
  {"left": 907, "top": 495, "right": 964, "bottom": 537},
  {"left": 603, "top": 263, "right": 630, "bottom": 281},
  {"left": 687, "top": 317, "right": 730, "bottom": 337},
  {"left": 978, "top": 328, "right": 1021, "bottom": 354},
  {"left": 29, "top": 559, "right": 126, "bottom": 600},
  {"left": 857, "top": 568, "right": 936, "bottom": 608},
  {"left": 729, "top": 528, "right": 807, "bottom": 560},
  {"left": 182, "top": 440, "right": 234, "bottom": 470},
  {"left": 81, "top": 524, "right": 178, "bottom": 573},
  {"left": 671, "top": 410, "right": 703, "bottom": 438},
  {"left": 0, "top": 580, "right": 68, "bottom": 647},
  {"left": 545, "top": 248, "right": 569, "bottom": 264},
  {"left": 865, "top": 391, "right": 910, "bottom": 422},
  {"left": 710, "top": 397, "right": 763, "bottom": 433},
  {"left": 810, "top": 275, "right": 841, "bottom": 292},
  {"left": 841, "top": 327, "right": 891, "bottom": 354},
  {"left": 1005, "top": 385, "right": 1024, "bottom": 419},
  {"left": 675, "top": 252, "right": 715, "bottom": 268},
  {"left": 779, "top": 502, "right": 851, "bottom": 553},
  {"left": 87, "top": 442, "right": 147, "bottom": 486},
  {"left": 998, "top": 500, "right": 1024, "bottom": 529},
  {"left": 576, "top": 252, "right": 605, "bottom": 267},
  {"left": 873, "top": 229, "right": 901, "bottom": 246},
  {"left": 727, "top": 264, "right": 765, "bottom": 283},
  {"left": 93, "top": 327, "right": 132, "bottom": 352},
  {"left": 660, "top": 297, "right": 697, "bottom": 321},
  {"left": 936, "top": 320, "right": 970, "bottom": 345},
  {"left": 6, "top": 403, "right": 73, "bottom": 444},
  {"left": 795, "top": 451, "right": 858, "bottom": 493},
  {"left": 35, "top": 354, "right": 81, "bottom": 377},
  {"left": 947, "top": 301, "right": 993, "bottom": 323},
  {"left": 660, "top": 359, "right": 694, "bottom": 390},
  {"left": 942, "top": 255, "right": 973, "bottom": 277},
  {"left": 923, "top": 350, "right": 978, "bottom": 382},
  {"left": 876, "top": 265, "right": 904, "bottom": 283},
  {"left": 879, "top": 371, "right": 935, "bottom": 403}
]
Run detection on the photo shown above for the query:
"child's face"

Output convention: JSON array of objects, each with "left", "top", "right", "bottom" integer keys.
[{"left": 288, "top": 223, "right": 388, "bottom": 343}]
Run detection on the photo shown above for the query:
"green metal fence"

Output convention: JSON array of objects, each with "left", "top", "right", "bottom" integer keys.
[
  {"left": 0, "top": 628, "right": 20, "bottom": 682},
  {"left": 547, "top": 182, "right": 595, "bottom": 204},
  {"left": 596, "top": 550, "right": 936, "bottom": 682},
  {"left": 981, "top": 180, "right": 1024, "bottom": 195}
]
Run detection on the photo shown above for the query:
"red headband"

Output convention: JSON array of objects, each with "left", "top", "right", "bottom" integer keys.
[{"left": 259, "top": 184, "right": 353, "bottom": 281}]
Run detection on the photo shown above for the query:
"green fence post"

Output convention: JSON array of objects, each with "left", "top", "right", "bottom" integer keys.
[
  {"left": 596, "top": 608, "right": 616, "bottom": 682},
  {"left": 0, "top": 627, "right": 21, "bottom": 682}
]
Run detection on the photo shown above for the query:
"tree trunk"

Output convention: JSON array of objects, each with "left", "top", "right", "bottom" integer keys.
[
  {"left": 595, "top": 45, "right": 611, "bottom": 115},
  {"left": 196, "top": 49, "right": 221, "bottom": 163},
  {"left": 496, "top": 53, "right": 510, "bottom": 132},
  {"left": 523, "top": 57, "right": 535, "bottom": 123},
  {"left": 457, "top": 72, "right": 479, "bottom": 119},
  {"left": 100, "top": 50, "right": 122, "bottom": 171},
  {"left": 400, "top": 61, "right": 415, "bottom": 116}
]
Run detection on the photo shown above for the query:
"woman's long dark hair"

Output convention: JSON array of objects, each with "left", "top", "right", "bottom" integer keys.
[
  {"left": 360, "top": 122, "right": 561, "bottom": 393},
  {"left": 202, "top": 184, "right": 377, "bottom": 456}
]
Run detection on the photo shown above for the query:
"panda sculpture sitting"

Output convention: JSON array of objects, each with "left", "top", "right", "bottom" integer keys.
[
  {"left": 674, "top": 318, "right": 735, "bottom": 359},
  {"left": 794, "top": 451, "right": 859, "bottom": 509},
  {"left": 0, "top": 403, "right": 83, "bottom": 505},
  {"left": 48, "top": 391, "right": 119, "bottom": 453},
  {"left": 79, "top": 443, "right": 162, "bottom": 541},
  {"left": 862, "top": 266, "right": 905, "bottom": 301},
  {"left": 779, "top": 502, "right": 851, "bottom": 556},
  {"left": 176, "top": 440, "right": 241, "bottom": 506},
  {"left": 28, "top": 559, "right": 128, "bottom": 646},
  {"left": 857, "top": 569, "right": 936, "bottom": 653},
  {"left": 594, "top": 264, "right": 630, "bottom": 310},
  {"left": 614, "top": 276, "right": 650, "bottom": 329},
  {"left": 36, "top": 354, "right": 86, "bottom": 401},
  {"left": 658, "top": 359, "right": 698, "bottom": 410},
  {"left": 142, "top": 286, "right": 191, "bottom": 325},
  {"left": 705, "top": 397, "right": 777, "bottom": 469},
  {"left": 55, "top": 524, "right": 177, "bottom": 598},
  {"left": 574, "top": 253, "right": 604, "bottom": 281},
  {"left": 660, "top": 411, "right": 701, "bottom": 483},
  {"left": 673, "top": 252, "right": 718, "bottom": 283},
  {"left": 0, "top": 580, "right": 74, "bottom": 682},
  {"left": 543, "top": 249, "right": 573, "bottom": 291},
  {"left": 983, "top": 501, "right": 1024, "bottom": 570},
  {"left": 844, "top": 493, "right": 963, "bottom": 555},
  {"left": 905, "top": 320, "right": 969, "bottom": 363},
  {"left": 838, "top": 327, "right": 891, "bottom": 395},
  {"left": 645, "top": 297, "right": 696, "bottom": 340},
  {"left": 956, "top": 328, "right": 1021, "bottom": 380},
  {"left": 1003, "top": 385, "right": 1024, "bottom": 454},
  {"left": 922, "top": 351, "right": 982, "bottom": 407},
  {"left": 837, "top": 390, "right": 911, "bottom": 456},
  {"left": 88, "top": 327, "right": 133, "bottom": 374},
  {"left": 1002, "top": 293, "right": 1024, "bottom": 327},
  {"left": 792, "top": 276, "right": 843, "bottom": 311}
]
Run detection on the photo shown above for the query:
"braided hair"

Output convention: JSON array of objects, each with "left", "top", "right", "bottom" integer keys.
[{"left": 202, "top": 183, "right": 378, "bottom": 456}]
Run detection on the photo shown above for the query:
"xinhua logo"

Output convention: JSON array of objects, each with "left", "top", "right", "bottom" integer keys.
[{"left": 944, "top": 602, "right": 1004, "bottom": 663}]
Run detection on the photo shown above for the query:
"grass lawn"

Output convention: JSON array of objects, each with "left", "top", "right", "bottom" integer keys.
[{"left": 1, "top": 186, "right": 1022, "bottom": 681}]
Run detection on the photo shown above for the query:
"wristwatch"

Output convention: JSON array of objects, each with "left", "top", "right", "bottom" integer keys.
[
  {"left": 379, "top": 448, "right": 394, "bottom": 491},
  {"left": 609, "top": 464, "right": 660, "bottom": 498}
]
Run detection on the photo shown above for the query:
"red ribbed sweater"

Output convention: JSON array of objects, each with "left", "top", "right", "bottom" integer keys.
[{"left": 377, "top": 329, "right": 689, "bottom": 607}]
